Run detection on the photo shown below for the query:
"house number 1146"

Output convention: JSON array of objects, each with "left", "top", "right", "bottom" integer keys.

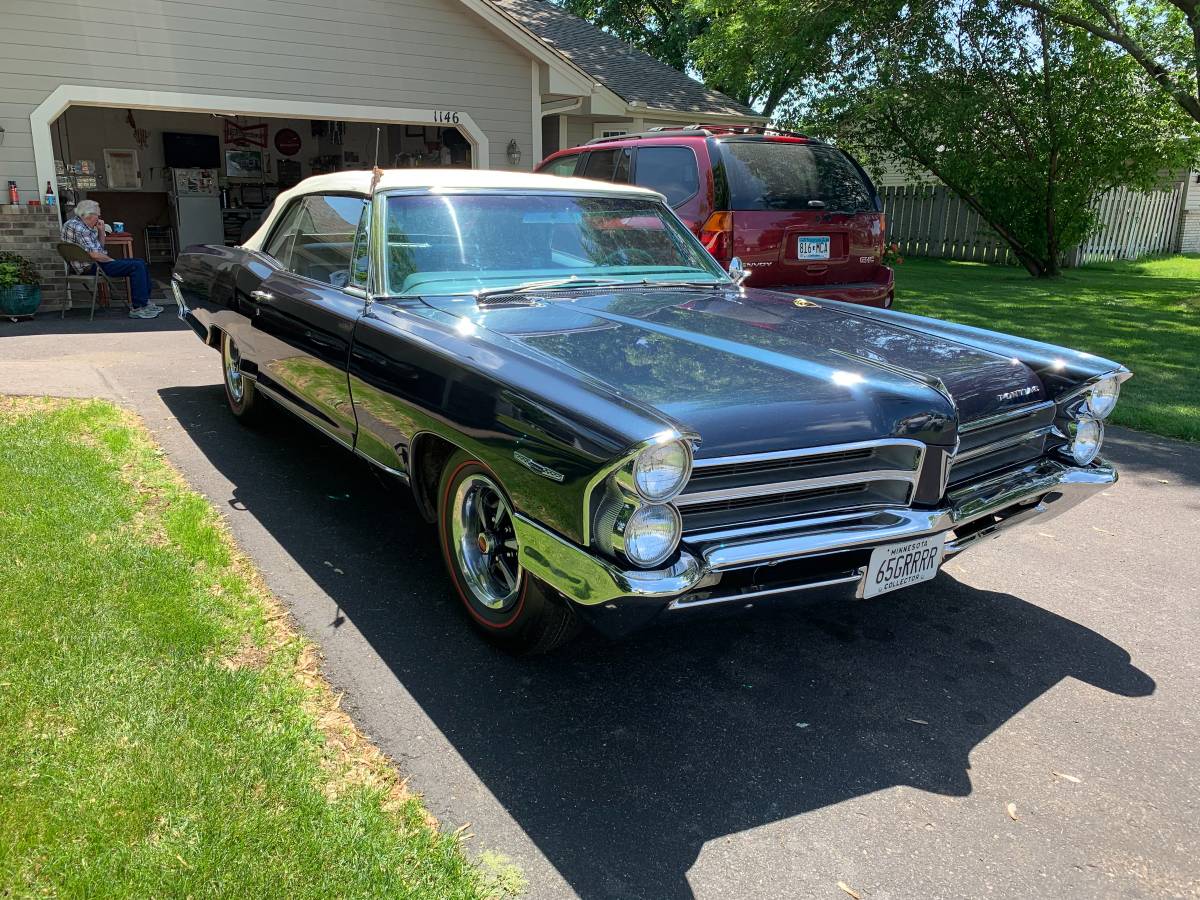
[{"left": 433, "top": 111, "right": 461, "bottom": 124}]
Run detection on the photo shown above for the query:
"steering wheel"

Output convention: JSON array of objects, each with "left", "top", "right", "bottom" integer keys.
[{"left": 598, "top": 246, "right": 659, "bottom": 267}]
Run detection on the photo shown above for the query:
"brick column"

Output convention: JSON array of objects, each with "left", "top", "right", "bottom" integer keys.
[{"left": 0, "top": 205, "right": 67, "bottom": 312}]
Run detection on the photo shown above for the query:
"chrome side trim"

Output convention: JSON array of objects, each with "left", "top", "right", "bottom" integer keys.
[
  {"left": 674, "top": 469, "right": 918, "bottom": 507},
  {"left": 352, "top": 446, "right": 410, "bottom": 484},
  {"left": 665, "top": 571, "right": 864, "bottom": 611},
  {"left": 251, "top": 380, "right": 354, "bottom": 451},
  {"left": 953, "top": 426, "right": 1052, "bottom": 463},
  {"left": 691, "top": 437, "right": 925, "bottom": 470},
  {"left": 959, "top": 400, "right": 1055, "bottom": 433}
]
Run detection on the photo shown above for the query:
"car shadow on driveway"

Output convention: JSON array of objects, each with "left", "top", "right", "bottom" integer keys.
[{"left": 159, "top": 384, "right": 1156, "bottom": 900}]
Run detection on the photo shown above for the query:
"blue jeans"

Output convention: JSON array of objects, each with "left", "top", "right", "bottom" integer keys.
[{"left": 95, "top": 258, "right": 152, "bottom": 307}]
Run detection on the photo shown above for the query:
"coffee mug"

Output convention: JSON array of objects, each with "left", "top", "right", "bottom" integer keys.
[{"left": 113, "top": 221, "right": 125, "bottom": 232}]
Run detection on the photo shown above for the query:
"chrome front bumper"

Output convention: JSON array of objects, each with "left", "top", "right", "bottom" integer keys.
[{"left": 513, "top": 457, "right": 1116, "bottom": 611}]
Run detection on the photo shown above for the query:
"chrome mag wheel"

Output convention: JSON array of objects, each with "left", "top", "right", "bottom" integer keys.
[
  {"left": 451, "top": 473, "right": 522, "bottom": 611},
  {"left": 223, "top": 336, "right": 245, "bottom": 403}
]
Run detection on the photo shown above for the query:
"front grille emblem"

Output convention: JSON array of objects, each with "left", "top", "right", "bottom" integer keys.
[{"left": 997, "top": 385, "right": 1040, "bottom": 402}]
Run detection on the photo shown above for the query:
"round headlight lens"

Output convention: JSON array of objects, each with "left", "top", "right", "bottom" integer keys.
[
  {"left": 1070, "top": 417, "right": 1103, "bottom": 465},
  {"left": 623, "top": 504, "right": 682, "bottom": 568},
  {"left": 632, "top": 440, "right": 691, "bottom": 501},
  {"left": 1084, "top": 377, "right": 1120, "bottom": 419}
]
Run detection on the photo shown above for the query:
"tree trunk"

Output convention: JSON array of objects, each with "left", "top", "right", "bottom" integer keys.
[{"left": 1040, "top": 12, "right": 1060, "bottom": 279}]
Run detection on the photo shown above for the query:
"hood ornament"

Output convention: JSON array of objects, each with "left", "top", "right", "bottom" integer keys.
[{"left": 728, "top": 256, "right": 751, "bottom": 288}]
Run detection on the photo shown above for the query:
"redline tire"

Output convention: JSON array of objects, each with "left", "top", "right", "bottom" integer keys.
[
  {"left": 221, "top": 331, "right": 260, "bottom": 422},
  {"left": 436, "top": 450, "right": 580, "bottom": 654}
]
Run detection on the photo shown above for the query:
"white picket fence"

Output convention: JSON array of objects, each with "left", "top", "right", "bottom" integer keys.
[
  {"left": 1073, "top": 182, "right": 1187, "bottom": 264},
  {"left": 879, "top": 179, "right": 1187, "bottom": 267}
]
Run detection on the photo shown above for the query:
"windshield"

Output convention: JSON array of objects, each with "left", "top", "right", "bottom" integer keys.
[
  {"left": 719, "top": 141, "right": 877, "bottom": 213},
  {"left": 382, "top": 193, "right": 727, "bottom": 296}
]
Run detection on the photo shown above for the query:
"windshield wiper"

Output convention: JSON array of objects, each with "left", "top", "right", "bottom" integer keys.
[
  {"left": 476, "top": 276, "right": 625, "bottom": 300},
  {"left": 475, "top": 276, "right": 727, "bottom": 301}
]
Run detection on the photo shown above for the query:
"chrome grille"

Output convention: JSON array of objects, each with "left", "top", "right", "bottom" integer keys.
[
  {"left": 692, "top": 447, "right": 874, "bottom": 480},
  {"left": 950, "top": 400, "right": 1056, "bottom": 487},
  {"left": 680, "top": 440, "right": 924, "bottom": 536}
]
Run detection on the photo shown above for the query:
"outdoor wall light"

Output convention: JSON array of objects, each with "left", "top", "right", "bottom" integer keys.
[{"left": 507, "top": 139, "right": 522, "bottom": 166}]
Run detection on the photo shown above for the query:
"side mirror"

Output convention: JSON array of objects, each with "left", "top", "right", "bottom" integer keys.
[{"left": 728, "top": 256, "right": 750, "bottom": 287}]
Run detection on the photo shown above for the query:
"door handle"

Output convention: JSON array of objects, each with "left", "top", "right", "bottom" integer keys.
[{"left": 250, "top": 290, "right": 275, "bottom": 302}]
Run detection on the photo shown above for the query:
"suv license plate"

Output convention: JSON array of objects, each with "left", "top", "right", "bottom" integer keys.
[
  {"left": 858, "top": 533, "right": 945, "bottom": 599},
  {"left": 796, "top": 236, "right": 831, "bottom": 260}
]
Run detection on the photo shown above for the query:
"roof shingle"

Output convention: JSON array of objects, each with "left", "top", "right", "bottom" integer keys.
[{"left": 491, "top": 0, "right": 761, "bottom": 118}]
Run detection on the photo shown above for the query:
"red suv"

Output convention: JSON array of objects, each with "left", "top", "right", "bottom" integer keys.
[{"left": 536, "top": 125, "right": 893, "bottom": 307}]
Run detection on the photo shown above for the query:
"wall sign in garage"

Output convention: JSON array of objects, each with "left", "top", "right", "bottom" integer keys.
[{"left": 274, "top": 128, "right": 302, "bottom": 156}]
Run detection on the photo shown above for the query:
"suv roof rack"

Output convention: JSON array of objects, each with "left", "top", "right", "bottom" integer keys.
[{"left": 585, "top": 124, "right": 811, "bottom": 145}]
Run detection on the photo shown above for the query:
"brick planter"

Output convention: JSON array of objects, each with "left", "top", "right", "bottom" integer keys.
[{"left": 0, "top": 205, "right": 67, "bottom": 313}]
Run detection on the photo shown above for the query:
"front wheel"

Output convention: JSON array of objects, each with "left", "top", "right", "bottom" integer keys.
[
  {"left": 220, "top": 331, "right": 260, "bottom": 422},
  {"left": 437, "top": 451, "right": 580, "bottom": 654}
]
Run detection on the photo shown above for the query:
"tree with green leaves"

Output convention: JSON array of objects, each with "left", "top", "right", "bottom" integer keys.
[
  {"left": 1006, "top": 0, "right": 1200, "bottom": 124},
  {"left": 559, "top": 0, "right": 697, "bottom": 72},
  {"left": 793, "top": 0, "right": 1198, "bottom": 276}
]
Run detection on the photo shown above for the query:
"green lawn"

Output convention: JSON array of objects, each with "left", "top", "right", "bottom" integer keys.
[
  {"left": 0, "top": 398, "right": 517, "bottom": 898},
  {"left": 893, "top": 255, "right": 1200, "bottom": 442}
]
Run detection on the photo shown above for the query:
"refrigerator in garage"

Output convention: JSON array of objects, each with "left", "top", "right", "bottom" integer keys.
[{"left": 167, "top": 168, "right": 224, "bottom": 251}]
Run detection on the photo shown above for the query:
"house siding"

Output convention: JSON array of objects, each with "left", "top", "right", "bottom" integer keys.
[
  {"left": 1179, "top": 172, "right": 1200, "bottom": 254},
  {"left": 0, "top": 0, "right": 537, "bottom": 193}
]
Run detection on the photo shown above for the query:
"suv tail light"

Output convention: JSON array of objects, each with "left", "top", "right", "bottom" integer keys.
[{"left": 700, "top": 212, "right": 733, "bottom": 266}]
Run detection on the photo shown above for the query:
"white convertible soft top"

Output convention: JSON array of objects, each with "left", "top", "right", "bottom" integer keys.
[{"left": 242, "top": 168, "right": 661, "bottom": 251}]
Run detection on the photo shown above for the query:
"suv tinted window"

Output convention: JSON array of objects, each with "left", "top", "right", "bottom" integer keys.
[
  {"left": 289, "top": 194, "right": 368, "bottom": 286},
  {"left": 634, "top": 146, "right": 699, "bottom": 206},
  {"left": 581, "top": 148, "right": 631, "bottom": 183},
  {"left": 542, "top": 154, "right": 580, "bottom": 177},
  {"left": 719, "top": 141, "right": 874, "bottom": 212}
]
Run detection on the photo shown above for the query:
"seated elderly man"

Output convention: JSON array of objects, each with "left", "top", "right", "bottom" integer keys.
[{"left": 62, "top": 200, "right": 162, "bottom": 319}]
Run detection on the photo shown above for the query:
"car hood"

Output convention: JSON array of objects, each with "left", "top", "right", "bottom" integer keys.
[{"left": 417, "top": 287, "right": 1047, "bottom": 458}]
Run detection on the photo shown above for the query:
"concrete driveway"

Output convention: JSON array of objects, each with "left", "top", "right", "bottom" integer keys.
[{"left": 3, "top": 311, "right": 1198, "bottom": 899}]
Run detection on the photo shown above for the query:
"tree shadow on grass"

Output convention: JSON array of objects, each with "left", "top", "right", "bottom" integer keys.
[{"left": 159, "top": 384, "right": 1156, "bottom": 899}]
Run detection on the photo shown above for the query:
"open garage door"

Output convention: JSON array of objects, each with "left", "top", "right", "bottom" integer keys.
[{"left": 39, "top": 94, "right": 482, "bottom": 261}]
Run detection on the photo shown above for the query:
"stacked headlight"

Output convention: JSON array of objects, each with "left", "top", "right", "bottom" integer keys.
[
  {"left": 1067, "top": 417, "right": 1103, "bottom": 465},
  {"left": 1057, "top": 373, "right": 1124, "bottom": 466},
  {"left": 1084, "top": 375, "right": 1121, "bottom": 419},
  {"left": 630, "top": 439, "right": 692, "bottom": 501},
  {"left": 596, "top": 436, "right": 692, "bottom": 569},
  {"left": 622, "top": 504, "right": 683, "bottom": 567}
]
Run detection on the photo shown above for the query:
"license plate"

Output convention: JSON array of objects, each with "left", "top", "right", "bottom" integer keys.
[
  {"left": 858, "top": 533, "right": 945, "bottom": 599},
  {"left": 796, "top": 236, "right": 831, "bottom": 260}
]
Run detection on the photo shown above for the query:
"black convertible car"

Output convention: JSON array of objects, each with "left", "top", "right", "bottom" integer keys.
[{"left": 172, "top": 170, "right": 1129, "bottom": 652}]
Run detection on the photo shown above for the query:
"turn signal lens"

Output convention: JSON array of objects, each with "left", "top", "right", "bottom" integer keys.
[{"left": 623, "top": 504, "right": 682, "bottom": 568}]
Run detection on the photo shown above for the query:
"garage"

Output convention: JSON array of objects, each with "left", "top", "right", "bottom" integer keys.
[{"left": 41, "top": 93, "right": 480, "bottom": 268}]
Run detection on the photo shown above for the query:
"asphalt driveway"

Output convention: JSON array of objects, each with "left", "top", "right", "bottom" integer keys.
[{"left": 3, "top": 311, "right": 1198, "bottom": 899}]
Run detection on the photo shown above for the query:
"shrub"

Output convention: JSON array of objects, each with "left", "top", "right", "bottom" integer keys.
[{"left": 0, "top": 251, "right": 40, "bottom": 288}]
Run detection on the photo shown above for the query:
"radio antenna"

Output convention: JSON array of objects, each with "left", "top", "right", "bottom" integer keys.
[{"left": 370, "top": 126, "right": 384, "bottom": 193}]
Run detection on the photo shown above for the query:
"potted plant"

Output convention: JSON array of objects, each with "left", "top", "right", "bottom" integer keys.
[{"left": 0, "top": 251, "right": 42, "bottom": 320}]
